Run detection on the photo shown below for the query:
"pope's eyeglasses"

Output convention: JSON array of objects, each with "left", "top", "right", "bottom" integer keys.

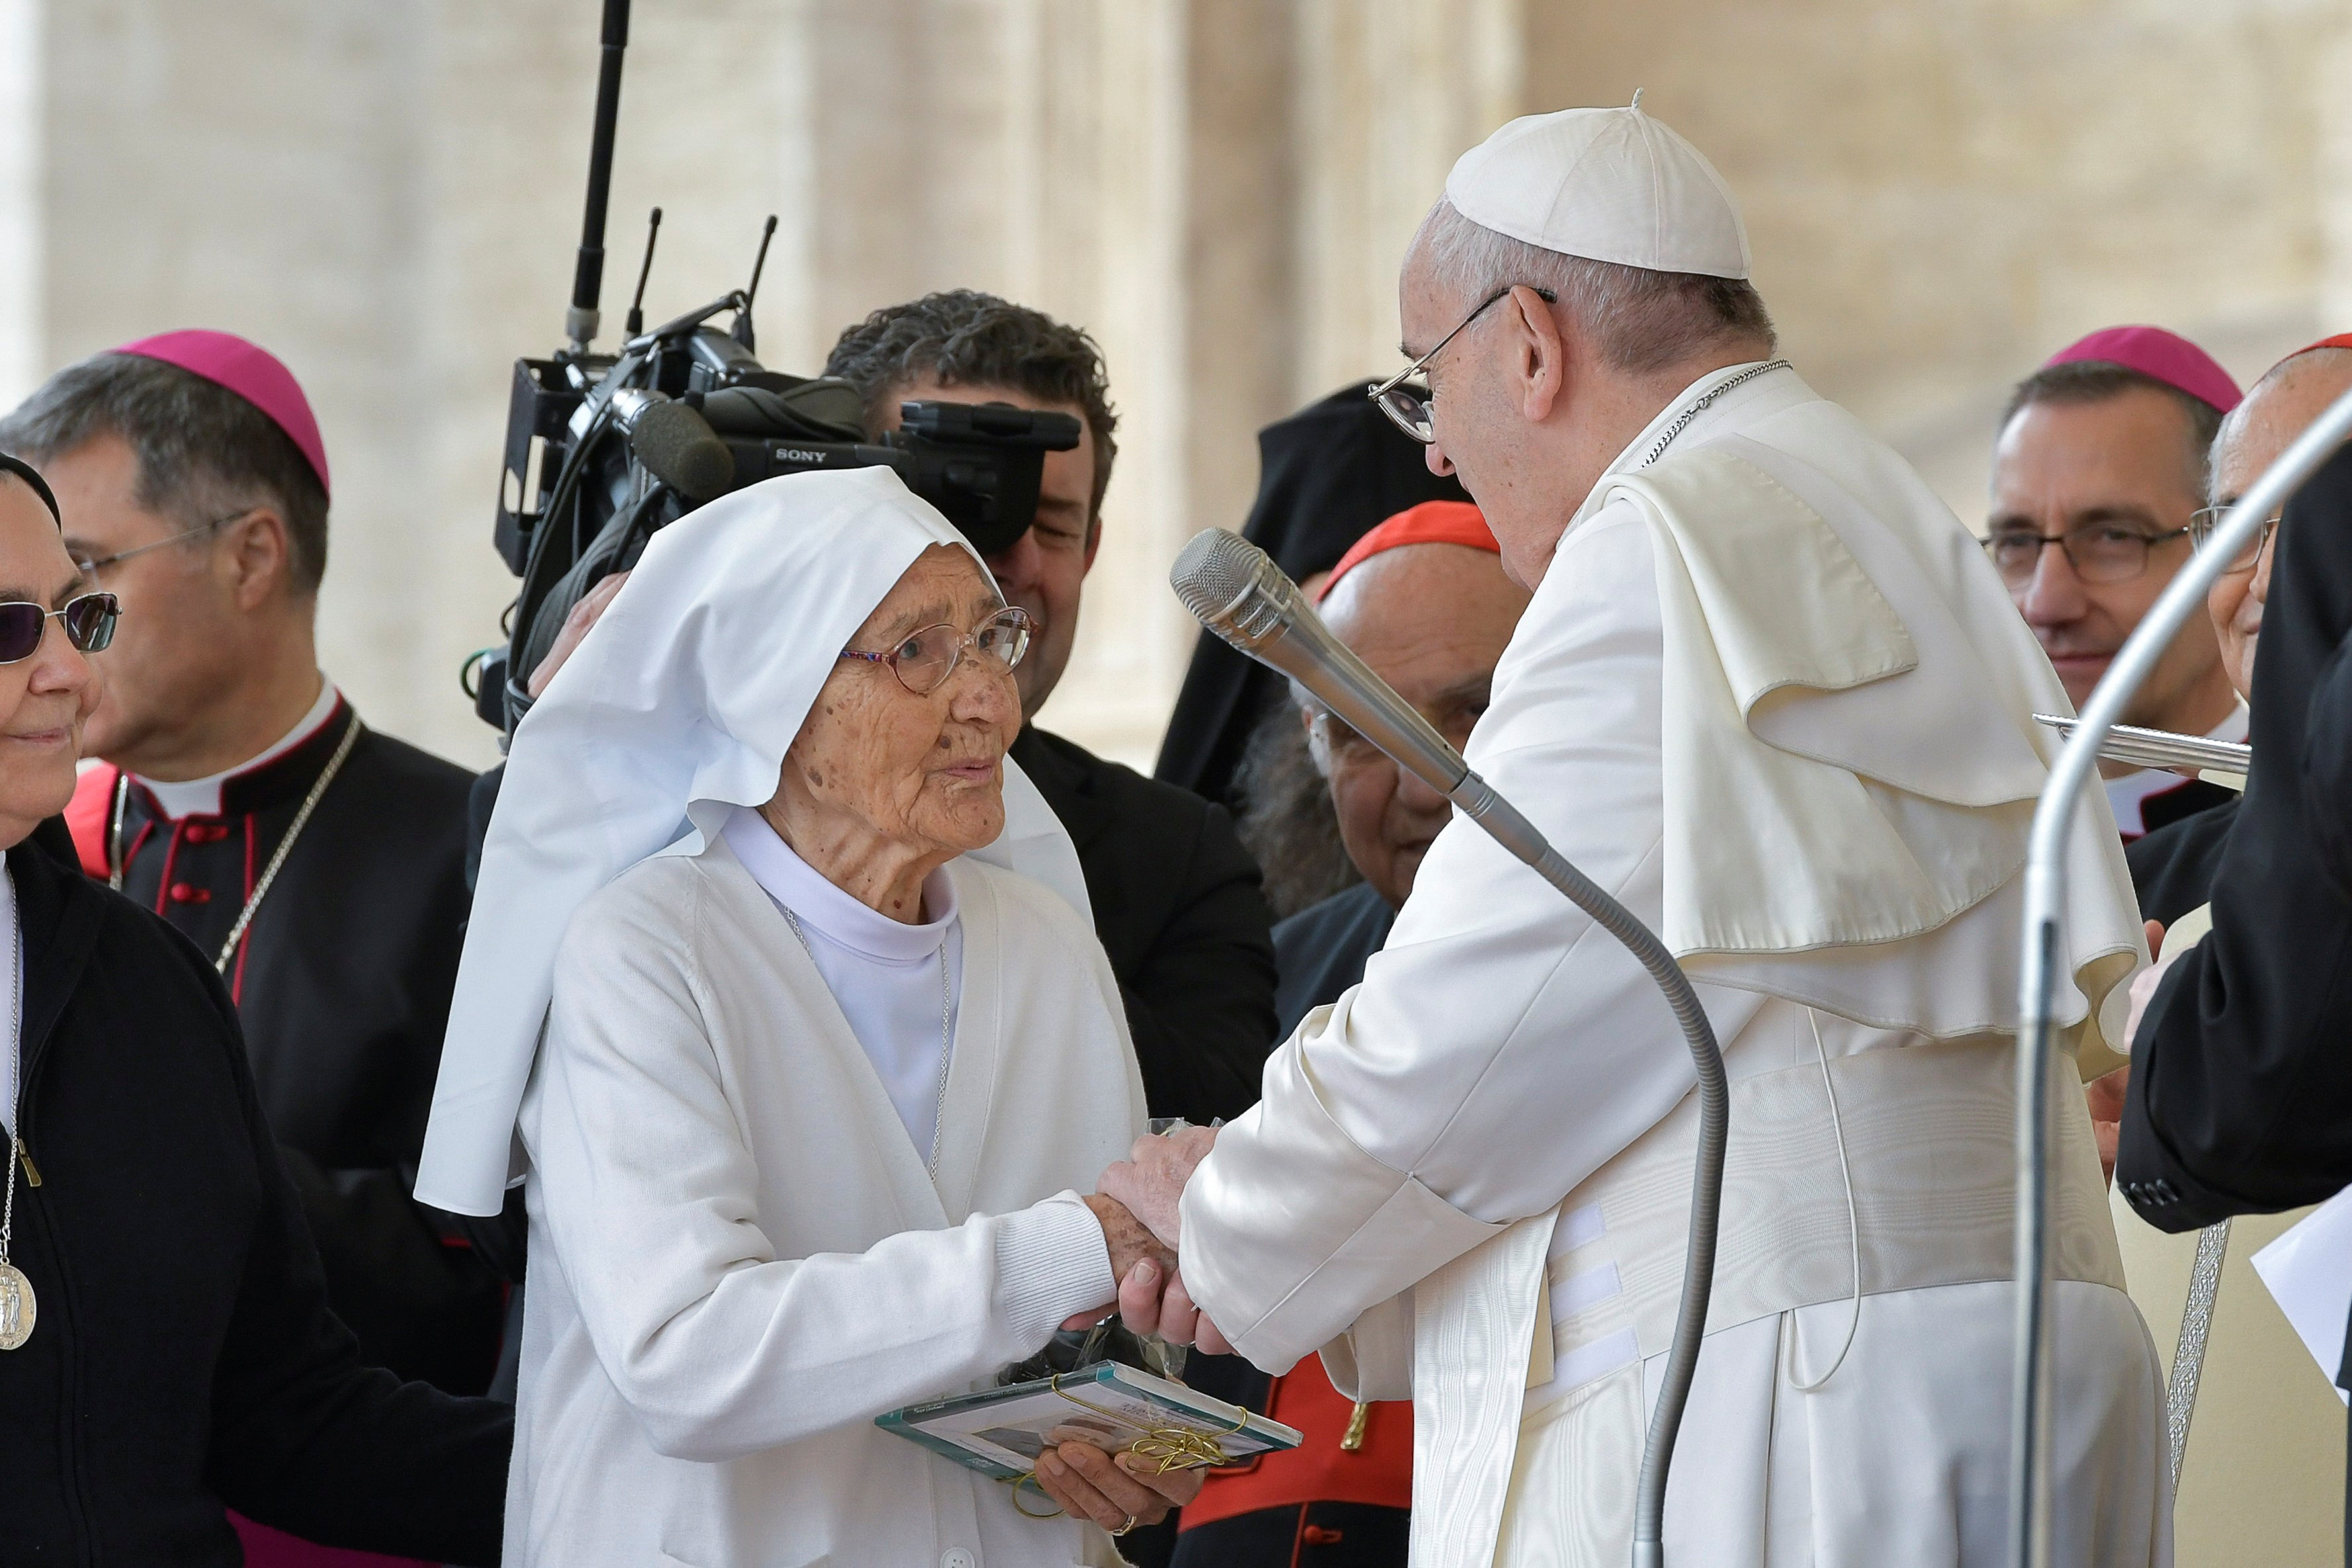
[{"left": 1368, "top": 285, "right": 1558, "bottom": 445}]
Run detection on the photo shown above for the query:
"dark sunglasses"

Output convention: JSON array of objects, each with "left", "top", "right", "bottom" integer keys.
[{"left": 0, "top": 592, "right": 118, "bottom": 664}]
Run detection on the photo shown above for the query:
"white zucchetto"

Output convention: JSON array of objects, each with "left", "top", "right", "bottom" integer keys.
[{"left": 1445, "top": 98, "right": 1751, "bottom": 280}]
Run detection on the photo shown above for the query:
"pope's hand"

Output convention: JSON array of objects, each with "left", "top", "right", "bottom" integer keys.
[
  {"left": 1097, "top": 1123, "right": 1218, "bottom": 1250},
  {"left": 2097, "top": 919, "right": 2171, "bottom": 1186},
  {"left": 2122, "top": 918, "right": 2178, "bottom": 1047}
]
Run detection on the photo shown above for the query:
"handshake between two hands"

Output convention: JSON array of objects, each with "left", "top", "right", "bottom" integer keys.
[
  {"left": 1028, "top": 1125, "right": 1226, "bottom": 1534},
  {"left": 1070, "top": 1123, "right": 1233, "bottom": 1356}
]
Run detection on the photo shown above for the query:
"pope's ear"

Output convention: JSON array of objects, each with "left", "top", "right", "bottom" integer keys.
[{"left": 1508, "top": 284, "right": 1566, "bottom": 424}]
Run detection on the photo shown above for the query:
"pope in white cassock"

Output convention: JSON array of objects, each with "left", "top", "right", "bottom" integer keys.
[
  {"left": 412, "top": 467, "right": 1202, "bottom": 1566},
  {"left": 1105, "top": 104, "right": 2173, "bottom": 1566}
]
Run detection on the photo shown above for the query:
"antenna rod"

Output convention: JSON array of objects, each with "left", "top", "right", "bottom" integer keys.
[
  {"left": 732, "top": 215, "right": 780, "bottom": 354},
  {"left": 624, "top": 206, "right": 662, "bottom": 339},
  {"left": 566, "top": 0, "right": 632, "bottom": 351},
  {"left": 745, "top": 214, "right": 779, "bottom": 308}
]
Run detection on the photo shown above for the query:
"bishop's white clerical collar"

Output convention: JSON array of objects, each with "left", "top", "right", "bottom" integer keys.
[
  {"left": 135, "top": 678, "right": 340, "bottom": 821},
  {"left": 722, "top": 806, "right": 958, "bottom": 965}
]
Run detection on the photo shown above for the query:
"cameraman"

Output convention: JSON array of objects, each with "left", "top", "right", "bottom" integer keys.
[{"left": 823, "top": 292, "right": 1277, "bottom": 1125}]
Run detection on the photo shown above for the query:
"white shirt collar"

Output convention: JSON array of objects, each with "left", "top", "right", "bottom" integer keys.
[
  {"left": 721, "top": 807, "right": 957, "bottom": 962},
  {"left": 136, "top": 679, "right": 339, "bottom": 820}
]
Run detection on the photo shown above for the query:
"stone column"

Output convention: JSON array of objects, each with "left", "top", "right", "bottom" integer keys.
[{"left": 1289, "top": 0, "right": 1524, "bottom": 404}]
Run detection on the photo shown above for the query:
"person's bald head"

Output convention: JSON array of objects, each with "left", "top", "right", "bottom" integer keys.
[
  {"left": 1303, "top": 541, "right": 1529, "bottom": 907},
  {"left": 2205, "top": 346, "right": 2352, "bottom": 699}
]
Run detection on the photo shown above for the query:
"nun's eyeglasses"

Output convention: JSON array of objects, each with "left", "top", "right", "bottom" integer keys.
[
  {"left": 0, "top": 591, "right": 118, "bottom": 663},
  {"left": 1369, "top": 284, "right": 1558, "bottom": 444},
  {"left": 839, "top": 605, "right": 1032, "bottom": 695}
]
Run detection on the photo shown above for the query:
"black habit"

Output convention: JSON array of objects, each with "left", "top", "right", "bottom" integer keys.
[
  {"left": 63, "top": 698, "right": 501, "bottom": 1393},
  {"left": 2119, "top": 441, "right": 2352, "bottom": 1229},
  {"left": 1009, "top": 724, "right": 1277, "bottom": 1123},
  {"left": 1271, "top": 880, "right": 1396, "bottom": 1039},
  {"left": 2125, "top": 795, "right": 2238, "bottom": 928},
  {"left": 1152, "top": 384, "right": 1470, "bottom": 810},
  {"left": 2124, "top": 773, "right": 2237, "bottom": 840},
  {"left": 0, "top": 838, "right": 509, "bottom": 1566}
]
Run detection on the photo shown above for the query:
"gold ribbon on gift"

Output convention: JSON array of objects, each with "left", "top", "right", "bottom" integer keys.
[{"left": 1001, "top": 1373, "right": 1253, "bottom": 1518}]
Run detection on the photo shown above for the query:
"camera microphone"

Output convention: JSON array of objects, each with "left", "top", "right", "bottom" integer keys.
[{"left": 610, "top": 389, "right": 734, "bottom": 500}]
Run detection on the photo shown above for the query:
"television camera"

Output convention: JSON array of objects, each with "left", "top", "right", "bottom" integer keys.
[{"left": 470, "top": 0, "right": 1079, "bottom": 735}]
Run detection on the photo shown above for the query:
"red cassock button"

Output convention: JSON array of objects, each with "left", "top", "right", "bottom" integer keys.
[
  {"left": 167, "top": 881, "right": 212, "bottom": 904},
  {"left": 185, "top": 822, "right": 230, "bottom": 842}
]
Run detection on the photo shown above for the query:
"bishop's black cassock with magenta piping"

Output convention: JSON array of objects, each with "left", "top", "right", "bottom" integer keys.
[{"left": 63, "top": 694, "right": 500, "bottom": 1397}]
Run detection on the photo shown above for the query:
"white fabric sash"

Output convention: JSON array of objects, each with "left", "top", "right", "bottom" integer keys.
[
  {"left": 1404, "top": 1029, "right": 2122, "bottom": 1568},
  {"left": 1600, "top": 412, "right": 2141, "bottom": 1058}
]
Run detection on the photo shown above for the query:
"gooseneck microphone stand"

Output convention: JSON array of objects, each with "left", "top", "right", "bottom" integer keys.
[
  {"left": 2007, "top": 383, "right": 2352, "bottom": 1568},
  {"left": 1171, "top": 529, "right": 1728, "bottom": 1568}
]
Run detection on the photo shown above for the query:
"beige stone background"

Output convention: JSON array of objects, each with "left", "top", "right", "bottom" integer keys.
[{"left": 5, "top": 0, "right": 2351, "bottom": 773}]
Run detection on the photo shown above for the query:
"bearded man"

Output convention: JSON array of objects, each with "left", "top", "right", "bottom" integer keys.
[{"left": 1106, "top": 103, "right": 2167, "bottom": 1567}]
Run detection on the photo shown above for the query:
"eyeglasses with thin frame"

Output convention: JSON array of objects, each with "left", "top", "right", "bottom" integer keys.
[
  {"left": 1980, "top": 522, "right": 2193, "bottom": 588},
  {"left": 838, "top": 605, "right": 1032, "bottom": 695},
  {"left": 1369, "top": 285, "right": 1559, "bottom": 445},
  {"left": 1308, "top": 697, "right": 1484, "bottom": 769},
  {"left": 2188, "top": 503, "right": 2281, "bottom": 576},
  {"left": 70, "top": 507, "right": 257, "bottom": 577},
  {"left": 0, "top": 591, "right": 118, "bottom": 664}
]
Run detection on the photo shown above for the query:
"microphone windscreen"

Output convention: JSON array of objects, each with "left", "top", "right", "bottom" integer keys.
[
  {"left": 1171, "top": 527, "right": 1263, "bottom": 624},
  {"left": 628, "top": 400, "right": 735, "bottom": 500}
]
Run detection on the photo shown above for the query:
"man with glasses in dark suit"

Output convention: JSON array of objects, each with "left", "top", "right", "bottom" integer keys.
[{"left": 1986, "top": 324, "right": 2248, "bottom": 840}]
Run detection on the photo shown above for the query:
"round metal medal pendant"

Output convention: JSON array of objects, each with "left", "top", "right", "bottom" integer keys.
[{"left": 0, "top": 1260, "right": 35, "bottom": 1349}]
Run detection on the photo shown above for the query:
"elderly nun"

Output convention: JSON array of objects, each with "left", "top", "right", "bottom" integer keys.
[{"left": 415, "top": 466, "right": 1198, "bottom": 1566}]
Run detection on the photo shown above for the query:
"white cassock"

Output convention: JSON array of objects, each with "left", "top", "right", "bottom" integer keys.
[
  {"left": 1178, "top": 362, "right": 2171, "bottom": 1566},
  {"left": 507, "top": 833, "right": 1144, "bottom": 1568}
]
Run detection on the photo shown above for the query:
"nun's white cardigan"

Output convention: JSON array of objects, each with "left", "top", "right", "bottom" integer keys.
[{"left": 505, "top": 832, "right": 1145, "bottom": 1568}]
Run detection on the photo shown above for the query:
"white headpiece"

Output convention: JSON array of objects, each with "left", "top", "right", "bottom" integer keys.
[
  {"left": 1445, "top": 97, "right": 1751, "bottom": 279},
  {"left": 414, "top": 466, "right": 1091, "bottom": 1216}
]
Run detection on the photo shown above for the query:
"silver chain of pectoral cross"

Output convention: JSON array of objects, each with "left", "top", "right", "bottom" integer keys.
[{"left": 1639, "top": 359, "right": 1793, "bottom": 469}]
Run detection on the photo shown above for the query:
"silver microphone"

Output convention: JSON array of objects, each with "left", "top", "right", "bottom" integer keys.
[
  {"left": 1170, "top": 527, "right": 1726, "bottom": 1568},
  {"left": 1170, "top": 527, "right": 1471, "bottom": 795}
]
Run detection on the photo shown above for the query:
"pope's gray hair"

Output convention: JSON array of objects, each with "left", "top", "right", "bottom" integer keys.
[{"left": 1410, "top": 200, "right": 1775, "bottom": 376}]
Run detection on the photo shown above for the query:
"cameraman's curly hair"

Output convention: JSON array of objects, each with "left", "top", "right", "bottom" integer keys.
[{"left": 824, "top": 290, "right": 1118, "bottom": 527}]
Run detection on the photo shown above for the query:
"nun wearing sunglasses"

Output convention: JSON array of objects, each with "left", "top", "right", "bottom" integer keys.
[{"left": 0, "top": 452, "right": 515, "bottom": 1565}]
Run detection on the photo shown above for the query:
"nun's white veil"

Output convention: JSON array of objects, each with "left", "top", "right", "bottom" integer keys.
[{"left": 415, "top": 466, "right": 1091, "bottom": 1217}]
